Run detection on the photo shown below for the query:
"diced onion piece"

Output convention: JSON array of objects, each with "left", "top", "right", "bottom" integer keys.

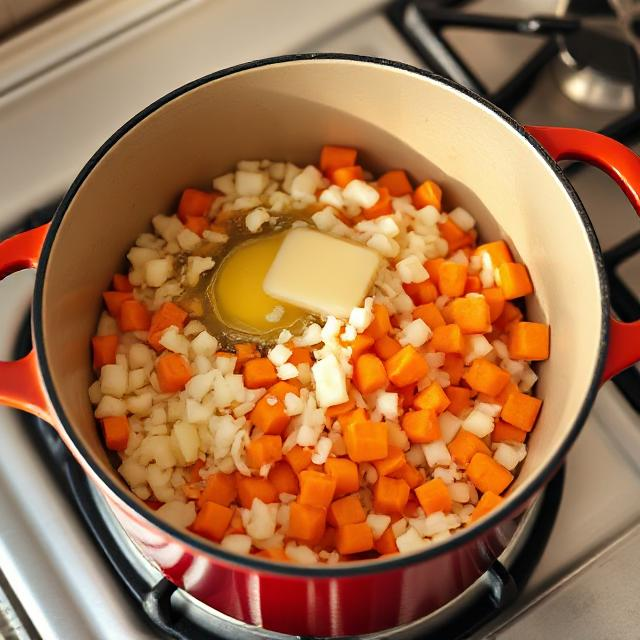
[
  {"left": 396, "top": 255, "right": 429, "bottom": 284},
  {"left": 156, "top": 501, "right": 196, "bottom": 529},
  {"left": 366, "top": 514, "right": 391, "bottom": 540},
  {"left": 462, "top": 409, "right": 494, "bottom": 438},
  {"left": 422, "top": 440, "right": 452, "bottom": 467},
  {"left": 312, "top": 354, "right": 348, "bottom": 408}
]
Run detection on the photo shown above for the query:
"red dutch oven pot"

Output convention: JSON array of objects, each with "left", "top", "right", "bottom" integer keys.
[{"left": 1, "top": 55, "right": 639, "bottom": 637}]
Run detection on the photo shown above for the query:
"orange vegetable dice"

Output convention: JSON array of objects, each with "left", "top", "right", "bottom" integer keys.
[
  {"left": 401, "top": 408, "right": 441, "bottom": 443},
  {"left": 491, "top": 420, "right": 527, "bottom": 444},
  {"left": 92, "top": 335, "right": 118, "bottom": 370},
  {"left": 415, "top": 478, "right": 452, "bottom": 515},
  {"left": 198, "top": 472, "right": 237, "bottom": 508},
  {"left": 325, "top": 457, "right": 359, "bottom": 497},
  {"left": 467, "top": 453, "right": 513, "bottom": 494},
  {"left": 348, "top": 334, "right": 375, "bottom": 362},
  {"left": 325, "top": 391, "right": 356, "bottom": 419},
  {"left": 448, "top": 429, "right": 491, "bottom": 467},
  {"left": 192, "top": 502, "right": 233, "bottom": 542},
  {"left": 362, "top": 187, "right": 393, "bottom": 219},
  {"left": 413, "top": 179, "right": 442, "bottom": 210},
  {"left": 442, "top": 353, "right": 464, "bottom": 384},
  {"left": 234, "top": 342, "right": 259, "bottom": 371},
  {"left": 148, "top": 302, "right": 188, "bottom": 351},
  {"left": 178, "top": 188, "right": 218, "bottom": 220},
  {"left": 101, "top": 416, "right": 129, "bottom": 451},
  {"left": 118, "top": 299, "right": 151, "bottom": 332},
  {"left": 353, "top": 353, "right": 388, "bottom": 395},
  {"left": 465, "top": 275, "right": 482, "bottom": 293},
  {"left": 155, "top": 353, "right": 192, "bottom": 392},
  {"left": 509, "top": 321, "right": 550, "bottom": 361},
  {"left": 389, "top": 462, "right": 423, "bottom": 489},
  {"left": 374, "top": 335, "right": 402, "bottom": 360},
  {"left": 338, "top": 407, "right": 368, "bottom": 431},
  {"left": 103, "top": 291, "right": 133, "bottom": 317},
  {"left": 185, "top": 216, "right": 209, "bottom": 236},
  {"left": 470, "top": 491, "right": 504, "bottom": 522},
  {"left": 464, "top": 357, "right": 511, "bottom": 396},
  {"left": 250, "top": 390, "right": 291, "bottom": 435},
  {"left": 285, "top": 446, "right": 313, "bottom": 474},
  {"left": 112, "top": 273, "right": 133, "bottom": 292},
  {"left": 474, "top": 240, "right": 513, "bottom": 267},
  {"left": 299, "top": 470, "right": 337, "bottom": 509},
  {"left": 438, "top": 261, "right": 468, "bottom": 297},
  {"left": 413, "top": 381, "right": 451, "bottom": 414},
  {"left": 444, "top": 385, "right": 473, "bottom": 417},
  {"left": 288, "top": 502, "right": 326, "bottom": 544},
  {"left": 498, "top": 262, "right": 533, "bottom": 299},
  {"left": 255, "top": 548, "right": 289, "bottom": 562},
  {"left": 336, "top": 522, "right": 374, "bottom": 555},
  {"left": 373, "top": 476, "right": 410, "bottom": 514},
  {"left": 327, "top": 495, "right": 366, "bottom": 527},
  {"left": 450, "top": 297, "right": 491, "bottom": 334},
  {"left": 364, "top": 304, "right": 392, "bottom": 340},
  {"left": 245, "top": 435, "right": 283, "bottom": 469},
  {"left": 287, "top": 347, "right": 313, "bottom": 366},
  {"left": 482, "top": 287, "right": 506, "bottom": 322},
  {"left": 424, "top": 258, "right": 444, "bottom": 286},
  {"left": 187, "top": 458, "right": 205, "bottom": 483},
  {"left": 413, "top": 303, "right": 446, "bottom": 330},
  {"left": 384, "top": 345, "right": 428, "bottom": 387},
  {"left": 243, "top": 357, "right": 278, "bottom": 389},
  {"left": 268, "top": 461, "right": 299, "bottom": 496},
  {"left": 331, "top": 165, "right": 364, "bottom": 188},
  {"left": 494, "top": 301, "right": 523, "bottom": 332},
  {"left": 438, "top": 218, "right": 473, "bottom": 253},
  {"left": 343, "top": 420, "right": 388, "bottom": 462},
  {"left": 500, "top": 390, "right": 542, "bottom": 432},
  {"left": 378, "top": 170, "right": 413, "bottom": 196},
  {"left": 373, "top": 445, "right": 406, "bottom": 477},
  {"left": 374, "top": 526, "right": 399, "bottom": 555},
  {"left": 430, "top": 324, "right": 464, "bottom": 354},
  {"left": 320, "top": 145, "right": 358, "bottom": 173},
  {"left": 236, "top": 476, "right": 278, "bottom": 509},
  {"left": 404, "top": 280, "right": 438, "bottom": 305}
]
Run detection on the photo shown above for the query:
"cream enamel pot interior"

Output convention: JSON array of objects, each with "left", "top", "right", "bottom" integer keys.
[{"left": 1, "top": 55, "right": 639, "bottom": 637}]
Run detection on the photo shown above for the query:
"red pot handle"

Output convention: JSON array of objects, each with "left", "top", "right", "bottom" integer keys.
[
  {"left": 526, "top": 126, "right": 640, "bottom": 383},
  {"left": 0, "top": 224, "right": 53, "bottom": 422}
]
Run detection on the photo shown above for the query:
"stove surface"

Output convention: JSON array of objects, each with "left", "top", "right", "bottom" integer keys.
[{"left": 0, "top": 1, "right": 639, "bottom": 639}]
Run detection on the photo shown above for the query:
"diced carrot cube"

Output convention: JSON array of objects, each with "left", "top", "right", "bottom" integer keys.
[
  {"left": 374, "top": 335, "right": 402, "bottom": 360},
  {"left": 348, "top": 334, "right": 375, "bottom": 363},
  {"left": 353, "top": 353, "right": 388, "bottom": 395},
  {"left": 299, "top": 470, "right": 337, "bottom": 509},
  {"left": 404, "top": 280, "right": 438, "bottom": 305},
  {"left": 438, "top": 261, "right": 468, "bottom": 297},
  {"left": 236, "top": 476, "right": 278, "bottom": 509},
  {"left": 338, "top": 407, "right": 369, "bottom": 431},
  {"left": 288, "top": 502, "right": 326, "bottom": 544},
  {"left": 320, "top": 145, "right": 358, "bottom": 173},
  {"left": 325, "top": 390, "right": 356, "bottom": 419},
  {"left": 470, "top": 491, "right": 504, "bottom": 522},
  {"left": 325, "top": 457, "right": 359, "bottom": 497},
  {"left": 389, "top": 462, "right": 423, "bottom": 489},
  {"left": 475, "top": 240, "right": 513, "bottom": 267},
  {"left": 285, "top": 446, "right": 313, "bottom": 474},
  {"left": 373, "top": 445, "right": 406, "bottom": 477},
  {"left": 234, "top": 342, "right": 259, "bottom": 372},
  {"left": 374, "top": 526, "right": 398, "bottom": 555},
  {"left": 384, "top": 345, "right": 428, "bottom": 387},
  {"left": 245, "top": 435, "right": 283, "bottom": 469},
  {"left": 362, "top": 187, "right": 393, "bottom": 219},
  {"left": 328, "top": 495, "right": 366, "bottom": 527},
  {"left": 498, "top": 262, "right": 533, "bottom": 299},
  {"left": 364, "top": 304, "right": 392, "bottom": 340},
  {"left": 185, "top": 216, "right": 209, "bottom": 236},
  {"left": 255, "top": 547, "right": 289, "bottom": 562},
  {"left": 444, "top": 385, "right": 473, "bottom": 417},
  {"left": 148, "top": 302, "right": 188, "bottom": 351},
  {"left": 415, "top": 478, "right": 452, "bottom": 515},
  {"left": 373, "top": 476, "right": 410, "bottom": 514},
  {"left": 378, "top": 169, "right": 413, "bottom": 196},
  {"left": 268, "top": 461, "right": 299, "bottom": 496},
  {"left": 491, "top": 420, "right": 527, "bottom": 444},
  {"left": 187, "top": 458, "right": 205, "bottom": 483},
  {"left": 430, "top": 324, "right": 464, "bottom": 354},
  {"left": 331, "top": 165, "right": 364, "bottom": 188},
  {"left": 343, "top": 420, "right": 388, "bottom": 462},
  {"left": 509, "top": 321, "right": 550, "bottom": 361},
  {"left": 192, "top": 502, "right": 233, "bottom": 542},
  {"left": 413, "top": 179, "right": 442, "bottom": 210},
  {"left": 467, "top": 453, "right": 513, "bottom": 495},
  {"left": 424, "top": 258, "right": 444, "bottom": 286},
  {"left": 494, "top": 301, "right": 523, "bottom": 333},
  {"left": 464, "top": 357, "right": 511, "bottom": 396},
  {"left": 482, "top": 287, "right": 505, "bottom": 323},
  {"left": 243, "top": 357, "right": 278, "bottom": 389},
  {"left": 112, "top": 273, "right": 133, "bottom": 292},
  {"left": 500, "top": 390, "right": 542, "bottom": 432},
  {"left": 403, "top": 408, "right": 441, "bottom": 443},
  {"left": 413, "top": 381, "right": 450, "bottom": 414},
  {"left": 465, "top": 275, "right": 482, "bottom": 293},
  {"left": 287, "top": 346, "right": 313, "bottom": 366},
  {"left": 92, "top": 335, "right": 118, "bottom": 370},
  {"left": 450, "top": 297, "right": 491, "bottom": 334},
  {"left": 442, "top": 353, "right": 464, "bottom": 384},
  {"left": 336, "top": 522, "right": 374, "bottom": 555},
  {"left": 198, "top": 472, "right": 237, "bottom": 508},
  {"left": 448, "top": 429, "right": 491, "bottom": 467},
  {"left": 438, "top": 218, "right": 473, "bottom": 253},
  {"left": 155, "top": 353, "right": 192, "bottom": 392},
  {"left": 413, "top": 302, "right": 446, "bottom": 330},
  {"left": 103, "top": 291, "right": 133, "bottom": 318},
  {"left": 101, "top": 416, "right": 129, "bottom": 451},
  {"left": 249, "top": 390, "right": 290, "bottom": 435},
  {"left": 178, "top": 188, "right": 218, "bottom": 220}
]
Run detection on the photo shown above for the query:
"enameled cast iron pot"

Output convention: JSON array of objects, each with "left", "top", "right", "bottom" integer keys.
[{"left": 1, "top": 55, "right": 639, "bottom": 637}]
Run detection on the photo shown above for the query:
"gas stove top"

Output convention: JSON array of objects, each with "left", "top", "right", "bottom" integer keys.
[{"left": 0, "top": 1, "right": 639, "bottom": 639}]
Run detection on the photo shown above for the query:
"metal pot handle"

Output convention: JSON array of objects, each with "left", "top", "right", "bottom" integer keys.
[
  {"left": 526, "top": 125, "right": 640, "bottom": 382},
  {"left": 0, "top": 223, "right": 53, "bottom": 422}
]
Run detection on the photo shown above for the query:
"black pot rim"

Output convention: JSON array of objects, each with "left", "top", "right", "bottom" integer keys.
[{"left": 31, "top": 53, "right": 608, "bottom": 578}]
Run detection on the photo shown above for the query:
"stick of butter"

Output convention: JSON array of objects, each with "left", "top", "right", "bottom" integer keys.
[{"left": 263, "top": 228, "right": 380, "bottom": 319}]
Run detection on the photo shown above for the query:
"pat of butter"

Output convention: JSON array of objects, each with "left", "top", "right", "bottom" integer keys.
[{"left": 263, "top": 228, "right": 380, "bottom": 319}]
